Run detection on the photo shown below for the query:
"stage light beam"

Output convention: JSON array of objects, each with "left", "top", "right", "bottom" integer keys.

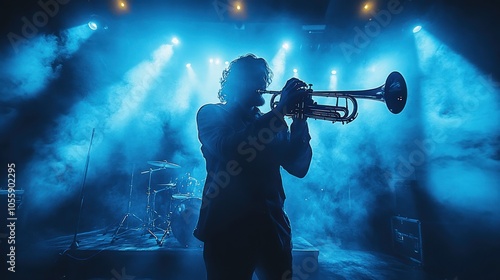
[
  {"left": 329, "top": 71, "right": 338, "bottom": 90},
  {"left": 414, "top": 29, "right": 500, "bottom": 216},
  {"left": 270, "top": 46, "right": 288, "bottom": 88}
]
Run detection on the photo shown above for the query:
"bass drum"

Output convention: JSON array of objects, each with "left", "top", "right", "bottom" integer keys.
[{"left": 171, "top": 198, "right": 203, "bottom": 247}]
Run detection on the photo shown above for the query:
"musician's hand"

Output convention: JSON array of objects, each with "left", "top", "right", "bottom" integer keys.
[
  {"left": 276, "top": 78, "right": 308, "bottom": 114},
  {"left": 291, "top": 116, "right": 307, "bottom": 127},
  {"left": 291, "top": 115, "right": 311, "bottom": 145}
]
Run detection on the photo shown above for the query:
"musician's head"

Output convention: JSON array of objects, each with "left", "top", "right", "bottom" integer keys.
[{"left": 218, "top": 54, "right": 273, "bottom": 107}]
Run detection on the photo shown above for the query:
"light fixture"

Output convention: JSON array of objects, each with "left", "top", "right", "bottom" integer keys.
[
  {"left": 413, "top": 25, "right": 422, "bottom": 33},
  {"left": 235, "top": 2, "right": 242, "bottom": 11},
  {"left": 87, "top": 14, "right": 108, "bottom": 31},
  {"left": 116, "top": 0, "right": 128, "bottom": 11},
  {"left": 88, "top": 21, "right": 98, "bottom": 30},
  {"left": 87, "top": 14, "right": 100, "bottom": 30}
]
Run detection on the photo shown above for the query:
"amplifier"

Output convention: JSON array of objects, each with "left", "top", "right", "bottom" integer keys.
[{"left": 391, "top": 216, "right": 423, "bottom": 265}]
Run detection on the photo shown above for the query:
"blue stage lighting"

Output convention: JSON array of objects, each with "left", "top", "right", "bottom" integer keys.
[
  {"left": 413, "top": 25, "right": 422, "bottom": 33},
  {"left": 87, "top": 14, "right": 106, "bottom": 31},
  {"left": 88, "top": 21, "right": 98, "bottom": 30}
]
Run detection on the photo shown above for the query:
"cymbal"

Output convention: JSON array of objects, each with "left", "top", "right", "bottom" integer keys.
[
  {"left": 158, "top": 183, "right": 176, "bottom": 188},
  {"left": 147, "top": 160, "right": 181, "bottom": 169},
  {"left": 172, "top": 194, "right": 191, "bottom": 200}
]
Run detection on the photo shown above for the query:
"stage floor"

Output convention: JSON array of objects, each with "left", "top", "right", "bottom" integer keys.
[{"left": 12, "top": 227, "right": 437, "bottom": 280}]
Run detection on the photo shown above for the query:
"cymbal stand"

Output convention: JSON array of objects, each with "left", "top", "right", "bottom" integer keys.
[
  {"left": 111, "top": 165, "right": 143, "bottom": 243},
  {"left": 142, "top": 167, "right": 171, "bottom": 245},
  {"left": 152, "top": 187, "right": 172, "bottom": 246}
]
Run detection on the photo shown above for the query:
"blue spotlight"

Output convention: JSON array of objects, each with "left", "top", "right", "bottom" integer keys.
[
  {"left": 186, "top": 63, "right": 191, "bottom": 68},
  {"left": 88, "top": 21, "right": 98, "bottom": 31},
  {"left": 171, "top": 37, "right": 180, "bottom": 45},
  {"left": 282, "top": 42, "right": 290, "bottom": 50},
  {"left": 413, "top": 25, "right": 422, "bottom": 33},
  {"left": 331, "top": 70, "right": 337, "bottom": 75},
  {"left": 87, "top": 14, "right": 107, "bottom": 31}
]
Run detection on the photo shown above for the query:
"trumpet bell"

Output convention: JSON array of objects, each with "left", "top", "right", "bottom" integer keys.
[{"left": 384, "top": 71, "right": 407, "bottom": 114}]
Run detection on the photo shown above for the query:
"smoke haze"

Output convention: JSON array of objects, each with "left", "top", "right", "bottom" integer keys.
[{"left": 1, "top": 11, "right": 498, "bottom": 263}]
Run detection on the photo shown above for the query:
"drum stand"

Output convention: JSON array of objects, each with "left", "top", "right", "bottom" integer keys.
[
  {"left": 149, "top": 186, "right": 174, "bottom": 246},
  {"left": 111, "top": 166, "right": 143, "bottom": 243},
  {"left": 143, "top": 167, "right": 172, "bottom": 246}
]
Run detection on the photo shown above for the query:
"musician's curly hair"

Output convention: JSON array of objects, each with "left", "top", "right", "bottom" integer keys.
[{"left": 218, "top": 54, "right": 273, "bottom": 103}]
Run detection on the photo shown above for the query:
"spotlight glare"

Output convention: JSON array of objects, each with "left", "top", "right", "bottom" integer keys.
[
  {"left": 235, "top": 2, "right": 242, "bottom": 11},
  {"left": 171, "top": 37, "right": 180, "bottom": 45},
  {"left": 225, "top": 61, "right": 229, "bottom": 65},
  {"left": 362, "top": 2, "right": 374, "bottom": 14},
  {"left": 413, "top": 25, "right": 422, "bottom": 33},
  {"left": 331, "top": 70, "right": 337, "bottom": 75},
  {"left": 186, "top": 63, "right": 191, "bottom": 68},
  {"left": 282, "top": 42, "right": 290, "bottom": 50},
  {"left": 209, "top": 58, "right": 214, "bottom": 64},
  {"left": 88, "top": 21, "right": 98, "bottom": 30},
  {"left": 293, "top": 68, "right": 298, "bottom": 73}
]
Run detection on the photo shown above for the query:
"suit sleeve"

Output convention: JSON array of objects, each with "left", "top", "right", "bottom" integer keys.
[{"left": 280, "top": 120, "right": 313, "bottom": 178}]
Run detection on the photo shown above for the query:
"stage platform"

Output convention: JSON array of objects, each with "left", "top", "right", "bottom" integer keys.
[
  {"left": 19, "top": 227, "right": 319, "bottom": 280},
  {"left": 9, "top": 227, "right": 443, "bottom": 280}
]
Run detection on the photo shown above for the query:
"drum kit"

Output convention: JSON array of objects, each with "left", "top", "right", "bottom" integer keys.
[{"left": 111, "top": 160, "right": 202, "bottom": 247}]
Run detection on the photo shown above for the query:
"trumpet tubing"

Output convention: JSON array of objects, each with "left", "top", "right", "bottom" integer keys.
[{"left": 259, "top": 71, "right": 407, "bottom": 124}]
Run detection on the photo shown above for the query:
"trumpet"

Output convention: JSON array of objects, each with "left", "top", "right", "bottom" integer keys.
[{"left": 258, "top": 71, "right": 407, "bottom": 124}]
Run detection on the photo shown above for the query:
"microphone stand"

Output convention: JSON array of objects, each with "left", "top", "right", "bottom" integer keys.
[{"left": 70, "top": 128, "right": 95, "bottom": 250}]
